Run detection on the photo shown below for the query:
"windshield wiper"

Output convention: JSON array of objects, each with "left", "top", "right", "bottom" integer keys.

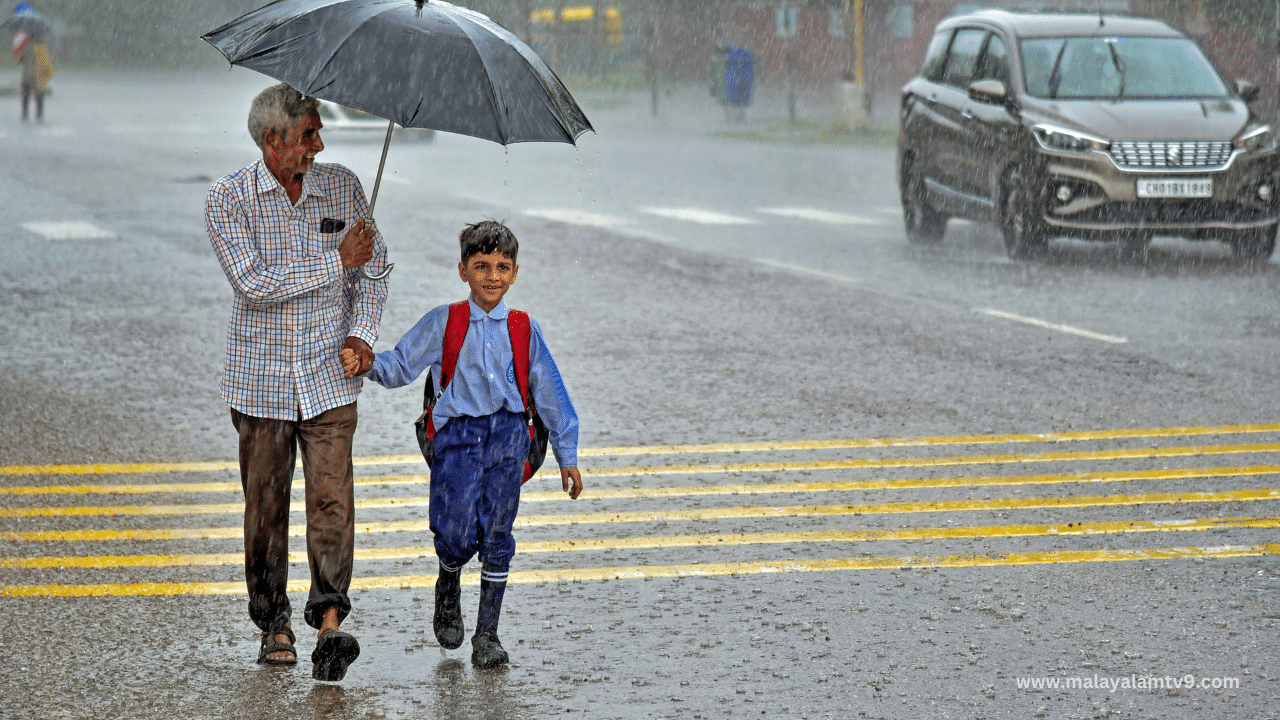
[
  {"left": 1048, "top": 39, "right": 1069, "bottom": 98},
  {"left": 1107, "top": 40, "right": 1126, "bottom": 99}
]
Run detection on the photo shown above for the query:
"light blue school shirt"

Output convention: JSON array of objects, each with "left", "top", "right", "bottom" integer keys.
[{"left": 367, "top": 297, "right": 579, "bottom": 468}]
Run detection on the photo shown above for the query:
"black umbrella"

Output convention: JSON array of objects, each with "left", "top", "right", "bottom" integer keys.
[
  {"left": 2, "top": 6, "right": 52, "bottom": 40},
  {"left": 202, "top": 0, "right": 594, "bottom": 279}
]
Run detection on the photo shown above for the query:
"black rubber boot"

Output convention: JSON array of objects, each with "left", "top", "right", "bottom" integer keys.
[
  {"left": 471, "top": 631, "right": 509, "bottom": 668},
  {"left": 475, "top": 578, "right": 507, "bottom": 636},
  {"left": 433, "top": 565, "right": 464, "bottom": 650},
  {"left": 471, "top": 578, "right": 509, "bottom": 667}
]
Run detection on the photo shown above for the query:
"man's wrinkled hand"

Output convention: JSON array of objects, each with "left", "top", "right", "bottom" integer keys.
[
  {"left": 338, "top": 217, "right": 376, "bottom": 269},
  {"left": 341, "top": 337, "right": 374, "bottom": 378}
]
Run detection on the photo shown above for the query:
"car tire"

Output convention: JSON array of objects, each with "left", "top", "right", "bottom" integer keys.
[
  {"left": 1228, "top": 223, "right": 1277, "bottom": 263},
  {"left": 1000, "top": 167, "right": 1048, "bottom": 260},
  {"left": 901, "top": 155, "right": 947, "bottom": 244}
]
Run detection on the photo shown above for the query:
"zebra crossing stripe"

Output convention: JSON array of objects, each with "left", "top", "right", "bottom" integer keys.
[
  {"left": 4, "top": 488, "right": 1278, "bottom": 541},
  {"left": 6, "top": 543, "right": 1278, "bottom": 597},
  {"left": 4, "top": 516, "right": 1274, "bottom": 569}
]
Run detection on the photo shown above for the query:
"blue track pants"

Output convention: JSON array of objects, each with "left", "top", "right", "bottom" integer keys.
[{"left": 430, "top": 409, "right": 529, "bottom": 579}]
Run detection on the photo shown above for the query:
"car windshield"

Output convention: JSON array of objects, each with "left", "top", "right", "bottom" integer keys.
[{"left": 1020, "top": 36, "right": 1229, "bottom": 99}]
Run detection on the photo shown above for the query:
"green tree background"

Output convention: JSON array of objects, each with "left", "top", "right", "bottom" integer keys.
[
  {"left": 15, "top": 0, "right": 532, "bottom": 67},
  {"left": 13, "top": 0, "right": 1279, "bottom": 69}
]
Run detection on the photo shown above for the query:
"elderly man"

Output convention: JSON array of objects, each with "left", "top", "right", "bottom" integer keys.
[{"left": 205, "top": 83, "right": 389, "bottom": 681}]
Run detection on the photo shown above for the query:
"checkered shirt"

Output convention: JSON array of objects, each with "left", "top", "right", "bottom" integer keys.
[{"left": 206, "top": 160, "right": 388, "bottom": 421}]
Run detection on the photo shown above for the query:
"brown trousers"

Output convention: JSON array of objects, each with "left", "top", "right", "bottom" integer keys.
[{"left": 231, "top": 403, "right": 357, "bottom": 632}]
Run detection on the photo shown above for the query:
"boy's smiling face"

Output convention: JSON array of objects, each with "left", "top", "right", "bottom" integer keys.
[{"left": 459, "top": 251, "right": 518, "bottom": 313}]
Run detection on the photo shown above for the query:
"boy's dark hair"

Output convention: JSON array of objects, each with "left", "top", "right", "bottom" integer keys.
[{"left": 460, "top": 220, "right": 518, "bottom": 264}]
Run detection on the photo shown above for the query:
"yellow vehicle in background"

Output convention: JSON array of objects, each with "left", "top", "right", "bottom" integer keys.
[{"left": 530, "top": 4, "right": 623, "bottom": 47}]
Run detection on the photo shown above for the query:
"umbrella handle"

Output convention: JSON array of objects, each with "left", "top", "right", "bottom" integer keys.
[
  {"left": 359, "top": 262, "right": 393, "bottom": 280},
  {"left": 358, "top": 121, "right": 397, "bottom": 281}
]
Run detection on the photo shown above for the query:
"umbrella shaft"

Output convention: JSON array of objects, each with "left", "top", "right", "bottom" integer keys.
[{"left": 368, "top": 120, "right": 395, "bottom": 216}]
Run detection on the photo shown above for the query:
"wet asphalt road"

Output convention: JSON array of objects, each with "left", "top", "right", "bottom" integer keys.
[{"left": 2, "top": 70, "right": 1280, "bottom": 720}]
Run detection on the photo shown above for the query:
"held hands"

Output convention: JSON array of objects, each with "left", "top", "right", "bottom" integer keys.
[
  {"left": 338, "top": 217, "right": 376, "bottom": 269},
  {"left": 340, "top": 337, "right": 374, "bottom": 379},
  {"left": 561, "top": 466, "right": 583, "bottom": 500}
]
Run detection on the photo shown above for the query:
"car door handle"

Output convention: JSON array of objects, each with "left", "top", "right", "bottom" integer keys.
[{"left": 961, "top": 109, "right": 974, "bottom": 120}]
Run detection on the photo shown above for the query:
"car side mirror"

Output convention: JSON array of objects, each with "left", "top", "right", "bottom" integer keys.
[
  {"left": 1236, "top": 80, "right": 1260, "bottom": 104},
  {"left": 968, "top": 79, "right": 1007, "bottom": 105}
]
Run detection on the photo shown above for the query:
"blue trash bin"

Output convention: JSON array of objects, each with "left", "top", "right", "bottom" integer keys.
[{"left": 724, "top": 46, "right": 756, "bottom": 107}]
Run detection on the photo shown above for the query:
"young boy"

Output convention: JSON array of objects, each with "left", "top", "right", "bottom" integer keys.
[{"left": 341, "top": 220, "right": 582, "bottom": 668}]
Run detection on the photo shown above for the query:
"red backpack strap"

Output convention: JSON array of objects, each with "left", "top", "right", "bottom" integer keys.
[
  {"left": 426, "top": 300, "right": 471, "bottom": 437},
  {"left": 506, "top": 309, "right": 538, "bottom": 482},
  {"left": 440, "top": 301, "right": 471, "bottom": 390},
  {"left": 506, "top": 309, "right": 532, "bottom": 411}
]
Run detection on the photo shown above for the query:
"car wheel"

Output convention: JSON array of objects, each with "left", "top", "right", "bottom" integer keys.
[
  {"left": 1228, "top": 223, "right": 1277, "bottom": 263},
  {"left": 901, "top": 155, "right": 946, "bottom": 244},
  {"left": 1000, "top": 167, "right": 1047, "bottom": 260}
]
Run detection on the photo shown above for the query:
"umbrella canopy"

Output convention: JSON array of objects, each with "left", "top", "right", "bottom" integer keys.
[
  {"left": 201, "top": 0, "right": 592, "bottom": 146},
  {"left": 2, "top": 5, "right": 52, "bottom": 40}
]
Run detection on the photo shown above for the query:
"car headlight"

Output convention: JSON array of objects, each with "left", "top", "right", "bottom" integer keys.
[
  {"left": 1234, "top": 125, "right": 1276, "bottom": 153},
  {"left": 1032, "top": 124, "right": 1111, "bottom": 154}
]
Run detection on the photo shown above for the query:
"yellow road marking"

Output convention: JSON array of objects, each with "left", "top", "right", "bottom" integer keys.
[
  {"left": 0, "top": 476, "right": 442, "bottom": 496},
  {"left": 1, "top": 460, "right": 241, "bottom": 477},
  {"left": 580, "top": 442, "right": 1280, "bottom": 478},
  {"left": 4, "top": 423, "right": 1279, "bottom": 476},
  {"left": 4, "top": 488, "right": 1277, "bottom": 542},
  {"left": 586, "top": 423, "right": 1280, "bottom": 455},
  {"left": 4, "top": 516, "right": 1274, "bottom": 569},
  {"left": 0, "top": 552, "right": 247, "bottom": 569},
  {"left": 7, "top": 446, "right": 1280, "bottom": 499},
  {"left": 509, "top": 488, "right": 1280, "bottom": 527},
  {"left": 0, "top": 481, "right": 246, "bottom": 496},
  {"left": 5, "top": 542, "right": 1277, "bottom": 596},
  {"left": 0, "top": 502, "right": 249, "bottom": 517},
  {"left": 0, "top": 495, "right": 438, "bottom": 517},
  {"left": 6, "top": 463, "right": 1280, "bottom": 516}
]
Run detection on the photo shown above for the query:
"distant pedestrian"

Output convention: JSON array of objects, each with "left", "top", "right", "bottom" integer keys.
[
  {"left": 342, "top": 219, "right": 582, "bottom": 668},
  {"left": 205, "top": 83, "right": 390, "bottom": 681},
  {"left": 10, "top": 5, "right": 52, "bottom": 122}
]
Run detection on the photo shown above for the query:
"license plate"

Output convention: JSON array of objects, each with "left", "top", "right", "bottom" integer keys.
[{"left": 1136, "top": 178, "right": 1213, "bottom": 198}]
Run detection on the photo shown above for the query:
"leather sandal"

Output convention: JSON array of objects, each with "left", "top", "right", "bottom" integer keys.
[{"left": 256, "top": 626, "right": 297, "bottom": 666}]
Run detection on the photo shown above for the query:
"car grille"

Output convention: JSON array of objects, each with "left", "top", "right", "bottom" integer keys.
[{"left": 1108, "top": 141, "right": 1233, "bottom": 171}]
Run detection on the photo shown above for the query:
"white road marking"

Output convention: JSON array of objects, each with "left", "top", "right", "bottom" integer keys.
[
  {"left": 640, "top": 207, "right": 761, "bottom": 225},
  {"left": 522, "top": 208, "right": 633, "bottom": 229},
  {"left": 754, "top": 258, "right": 859, "bottom": 283},
  {"left": 758, "top": 207, "right": 882, "bottom": 225},
  {"left": 22, "top": 221, "right": 116, "bottom": 240},
  {"left": 976, "top": 308, "right": 1129, "bottom": 344}
]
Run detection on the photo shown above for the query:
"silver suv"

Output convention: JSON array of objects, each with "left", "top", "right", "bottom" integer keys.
[{"left": 897, "top": 10, "right": 1279, "bottom": 260}]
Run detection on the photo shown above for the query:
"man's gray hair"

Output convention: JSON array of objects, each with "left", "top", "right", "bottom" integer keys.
[{"left": 247, "top": 83, "right": 320, "bottom": 151}]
